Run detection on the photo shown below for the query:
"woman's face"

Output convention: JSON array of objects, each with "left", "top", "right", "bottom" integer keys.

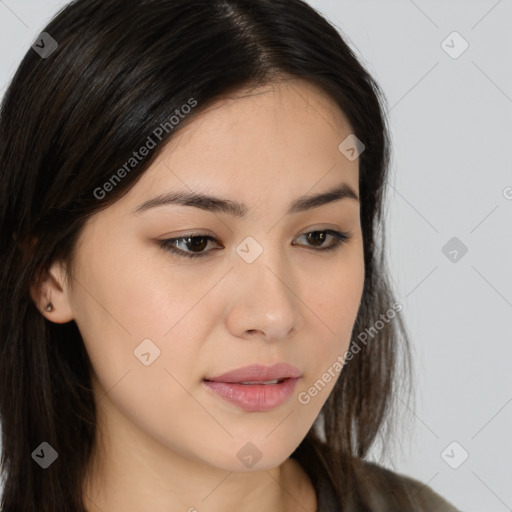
[{"left": 47, "top": 79, "right": 364, "bottom": 472}]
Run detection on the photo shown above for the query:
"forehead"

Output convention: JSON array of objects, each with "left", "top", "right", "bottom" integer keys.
[
  {"left": 171, "top": 78, "right": 353, "bottom": 151},
  {"left": 108, "top": 78, "right": 360, "bottom": 219}
]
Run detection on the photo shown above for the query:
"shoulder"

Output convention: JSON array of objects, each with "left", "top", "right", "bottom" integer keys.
[
  {"left": 291, "top": 437, "right": 461, "bottom": 512},
  {"left": 353, "top": 458, "right": 461, "bottom": 512}
]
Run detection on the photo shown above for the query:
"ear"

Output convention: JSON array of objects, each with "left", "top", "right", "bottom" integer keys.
[{"left": 30, "top": 259, "right": 75, "bottom": 324}]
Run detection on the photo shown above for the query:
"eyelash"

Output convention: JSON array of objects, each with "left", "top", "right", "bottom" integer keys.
[{"left": 157, "top": 229, "right": 352, "bottom": 259}]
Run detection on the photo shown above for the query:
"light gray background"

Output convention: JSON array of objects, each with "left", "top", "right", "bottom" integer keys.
[{"left": 1, "top": 1, "right": 511, "bottom": 511}]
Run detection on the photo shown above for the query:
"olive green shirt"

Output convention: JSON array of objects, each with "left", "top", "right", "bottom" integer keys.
[{"left": 291, "top": 439, "right": 461, "bottom": 511}]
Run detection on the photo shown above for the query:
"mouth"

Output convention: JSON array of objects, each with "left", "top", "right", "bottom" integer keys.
[
  {"left": 232, "top": 379, "right": 285, "bottom": 385},
  {"left": 204, "top": 362, "right": 302, "bottom": 383},
  {"left": 203, "top": 377, "right": 292, "bottom": 387},
  {"left": 202, "top": 362, "right": 302, "bottom": 412},
  {"left": 202, "top": 377, "right": 300, "bottom": 412}
]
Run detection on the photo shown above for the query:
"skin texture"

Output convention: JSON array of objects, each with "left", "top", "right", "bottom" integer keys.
[{"left": 33, "top": 79, "right": 364, "bottom": 512}]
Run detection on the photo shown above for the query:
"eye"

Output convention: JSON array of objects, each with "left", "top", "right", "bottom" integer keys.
[
  {"left": 158, "top": 234, "right": 219, "bottom": 259},
  {"left": 157, "top": 229, "right": 352, "bottom": 259}
]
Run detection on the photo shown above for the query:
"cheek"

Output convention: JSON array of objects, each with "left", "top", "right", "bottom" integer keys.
[
  {"left": 308, "top": 241, "right": 365, "bottom": 338},
  {"left": 299, "top": 244, "right": 365, "bottom": 398},
  {"left": 68, "top": 238, "right": 198, "bottom": 414},
  {"left": 72, "top": 261, "right": 210, "bottom": 458}
]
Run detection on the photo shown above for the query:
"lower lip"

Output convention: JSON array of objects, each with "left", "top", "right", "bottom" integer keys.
[{"left": 202, "top": 377, "right": 300, "bottom": 412}]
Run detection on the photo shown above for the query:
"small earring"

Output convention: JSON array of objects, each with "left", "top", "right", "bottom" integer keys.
[{"left": 45, "top": 302, "right": 54, "bottom": 312}]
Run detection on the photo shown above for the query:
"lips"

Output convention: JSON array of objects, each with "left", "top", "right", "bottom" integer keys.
[
  {"left": 204, "top": 363, "right": 302, "bottom": 383},
  {"left": 203, "top": 363, "right": 302, "bottom": 412}
]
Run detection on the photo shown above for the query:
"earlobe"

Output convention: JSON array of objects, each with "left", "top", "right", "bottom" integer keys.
[{"left": 30, "top": 260, "right": 75, "bottom": 324}]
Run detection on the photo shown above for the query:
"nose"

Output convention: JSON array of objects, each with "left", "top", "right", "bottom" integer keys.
[{"left": 224, "top": 243, "right": 304, "bottom": 342}]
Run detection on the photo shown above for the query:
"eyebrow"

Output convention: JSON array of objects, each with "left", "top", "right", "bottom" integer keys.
[{"left": 131, "top": 182, "right": 359, "bottom": 218}]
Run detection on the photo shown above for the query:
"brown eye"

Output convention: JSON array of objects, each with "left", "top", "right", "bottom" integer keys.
[
  {"left": 293, "top": 230, "right": 351, "bottom": 252},
  {"left": 159, "top": 235, "right": 219, "bottom": 258}
]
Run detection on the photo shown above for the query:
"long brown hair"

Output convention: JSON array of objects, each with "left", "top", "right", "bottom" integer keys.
[{"left": 0, "top": 0, "right": 412, "bottom": 509}]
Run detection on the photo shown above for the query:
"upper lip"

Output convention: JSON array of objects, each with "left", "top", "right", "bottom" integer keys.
[{"left": 204, "top": 363, "right": 302, "bottom": 383}]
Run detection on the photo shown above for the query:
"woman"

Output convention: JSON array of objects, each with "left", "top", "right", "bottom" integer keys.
[{"left": 0, "top": 0, "right": 461, "bottom": 510}]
